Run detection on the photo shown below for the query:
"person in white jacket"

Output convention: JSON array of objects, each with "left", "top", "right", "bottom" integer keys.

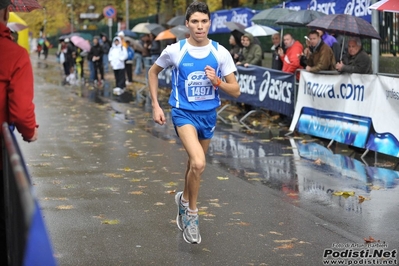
[{"left": 109, "top": 36, "right": 128, "bottom": 90}]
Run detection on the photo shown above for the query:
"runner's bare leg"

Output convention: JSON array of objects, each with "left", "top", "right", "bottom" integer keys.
[{"left": 177, "top": 125, "right": 211, "bottom": 211}]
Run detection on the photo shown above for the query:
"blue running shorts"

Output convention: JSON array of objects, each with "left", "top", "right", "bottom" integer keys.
[{"left": 171, "top": 108, "right": 217, "bottom": 140}]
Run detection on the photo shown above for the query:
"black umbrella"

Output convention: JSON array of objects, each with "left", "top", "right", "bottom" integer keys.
[
  {"left": 276, "top": 10, "right": 326, "bottom": 27},
  {"left": 145, "top": 23, "right": 166, "bottom": 36},
  {"left": 307, "top": 14, "right": 381, "bottom": 40},
  {"left": 251, "top": 8, "right": 295, "bottom": 27},
  {"left": 167, "top": 15, "right": 186, "bottom": 26}
]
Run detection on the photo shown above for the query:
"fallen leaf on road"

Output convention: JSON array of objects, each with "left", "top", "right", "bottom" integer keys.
[
  {"left": 232, "top": 212, "right": 243, "bottom": 215},
  {"left": 314, "top": 158, "right": 322, "bottom": 165},
  {"left": 274, "top": 238, "right": 297, "bottom": 243},
  {"left": 274, "top": 243, "right": 294, "bottom": 250},
  {"left": 358, "top": 195, "right": 370, "bottom": 203},
  {"left": 154, "top": 202, "right": 165, "bottom": 206},
  {"left": 101, "top": 219, "right": 120, "bottom": 225},
  {"left": 130, "top": 178, "right": 141, "bottom": 182},
  {"left": 209, "top": 203, "right": 221, "bottom": 207},
  {"left": 129, "top": 191, "right": 143, "bottom": 195},
  {"left": 128, "top": 152, "right": 139, "bottom": 158},
  {"left": 209, "top": 199, "right": 219, "bottom": 202},
  {"left": 245, "top": 172, "right": 260, "bottom": 176},
  {"left": 332, "top": 191, "right": 355, "bottom": 198},
  {"left": 105, "top": 173, "right": 124, "bottom": 178},
  {"left": 56, "top": 205, "right": 73, "bottom": 210},
  {"left": 93, "top": 214, "right": 105, "bottom": 219},
  {"left": 370, "top": 185, "right": 381, "bottom": 190},
  {"left": 217, "top": 176, "right": 229, "bottom": 180},
  {"left": 166, "top": 189, "right": 176, "bottom": 194},
  {"left": 236, "top": 221, "right": 250, "bottom": 226},
  {"left": 202, "top": 248, "right": 211, "bottom": 252},
  {"left": 364, "top": 236, "right": 378, "bottom": 243},
  {"left": 270, "top": 231, "right": 283, "bottom": 236}
]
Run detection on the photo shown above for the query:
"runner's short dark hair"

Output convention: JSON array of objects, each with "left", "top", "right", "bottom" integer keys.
[{"left": 185, "top": 1, "right": 210, "bottom": 21}]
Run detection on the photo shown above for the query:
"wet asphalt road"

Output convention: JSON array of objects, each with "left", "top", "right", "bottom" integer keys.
[{"left": 16, "top": 56, "right": 399, "bottom": 266}]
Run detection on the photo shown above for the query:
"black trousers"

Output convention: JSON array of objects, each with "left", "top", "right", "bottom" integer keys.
[
  {"left": 94, "top": 60, "right": 104, "bottom": 81},
  {"left": 125, "top": 63, "right": 133, "bottom": 82},
  {"left": 114, "top": 69, "right": 126, "bottom": 89}
]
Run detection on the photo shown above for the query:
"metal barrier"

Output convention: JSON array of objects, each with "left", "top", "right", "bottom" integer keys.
[{"left": 1, "top": 123, "right": 56, "bottom": 266}]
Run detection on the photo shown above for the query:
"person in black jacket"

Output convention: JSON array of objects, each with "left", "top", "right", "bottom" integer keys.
[
  {"left": 89, "top": 37, "right": 104, "bottom": 84},
  {"left": 271, "top": 33, "right": 284, "bottom": 71},
  {"left": 101, "top": 34, "right": 111, "bottom": 73}
]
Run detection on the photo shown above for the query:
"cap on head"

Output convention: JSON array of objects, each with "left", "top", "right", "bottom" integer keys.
[{"left": 0, "top": 0, "right": 11, "bottom": 10}]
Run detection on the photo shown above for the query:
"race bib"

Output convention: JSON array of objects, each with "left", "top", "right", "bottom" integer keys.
[{"left": 185, "top": 71, "right": 215, "bottom": 102}]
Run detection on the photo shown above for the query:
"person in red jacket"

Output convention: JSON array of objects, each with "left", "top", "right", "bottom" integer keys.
[
  {"left": 0, "top": 0, "right": 38, "bottom": 263},
  {"left": 277, "top": 33, "right": 304, "bottom": 127},
  {"left": 278, "top": 33, "right": 304, "bottom": 80}
]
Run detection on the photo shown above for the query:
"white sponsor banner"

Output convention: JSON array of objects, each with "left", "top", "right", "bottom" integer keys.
[{"left": 290, "top": 71, "right": 399, "bottom": 157}]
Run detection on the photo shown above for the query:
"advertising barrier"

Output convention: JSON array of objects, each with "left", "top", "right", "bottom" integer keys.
[{"left": 291, "top": 71, "right": 399, "bottom": 158}]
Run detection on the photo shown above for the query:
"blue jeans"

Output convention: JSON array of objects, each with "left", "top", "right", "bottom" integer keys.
[
  {"left": 134, "top": 53, "right": 143, "bottom": 75},
  {"left": 102, "top": 54, "right": 109, "bottom": 73},
  {"left": 88, "top": 60, "right": 95, "bottom": 82}
]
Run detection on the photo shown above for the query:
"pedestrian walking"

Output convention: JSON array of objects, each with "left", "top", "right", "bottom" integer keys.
[
  {"left": 0, "top": 1, "right": 38, "bottom": 264},
  {"left": 109, "top": 36, "right": 128, "bottom": 90},
  {"left": 148, "top": 1, "right": 240, "bottom": 244}
]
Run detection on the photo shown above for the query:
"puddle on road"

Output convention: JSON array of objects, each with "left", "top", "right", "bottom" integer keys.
[{"left": 36, "top": 58, "right": 399, "bottom": 216}]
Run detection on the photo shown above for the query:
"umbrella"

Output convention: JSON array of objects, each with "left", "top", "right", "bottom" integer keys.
[
  {"left": 276, "top": 10, "right": 327, "bottom": 27},
  {"left": 132, "top": 22, "right": 150, "bottom": 34},
  {"left": 307, "top": 14, "right": 381, "bottom": 40},
  {"left": 244, "top": 24, "right": 278, "bottom": 37},
  {"left": 251, "top": 8, "right": 295, "bottom": 27},
  {"left": 170, "top": 25, "right": 189, "bottom": 40},
  {"left": 117, "top": 30, "right": 138, "bottom": 39},
  {"left": 71, "top": 35, "right": 91, "bottom": 52},
  {"left": 145, "top": 23, "right": 165, "bottom": 36},
  {"left": 167, "top": 15, "right": 186, "bottom": 26},
  {"left": 369, "top": 0, "right": 399, "bottom": 13},
  {"left": 7, "top": 22, "right": 28, "bottom": 32},
  {"left": 224, "top": 21, "right": 247, "bottom": 34},
  {"left": 9, "top": 0, "right": 42, "bottom": 12},
  {"left": 125, "top": 36, "right": 143, "bottom": 52},
  {"left": 155, "top": 29, "right": 176, "bottom": 41}
]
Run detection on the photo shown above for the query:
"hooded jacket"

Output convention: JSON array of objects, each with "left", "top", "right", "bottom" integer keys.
[
  {"left": 108, "top": 37, "right": 128, "bottom": 70},
  {"left": 240, "top": 33, "right": 263, "bottom": 66},
  {"left": 0, "top": 23, "right": 37, "bottom": 168}
]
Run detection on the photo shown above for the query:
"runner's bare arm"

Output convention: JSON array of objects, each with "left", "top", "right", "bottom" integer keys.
[
  {"left": 148, "top": 64, "right": 166, "bottom": 125},
  {"left": 204, "top": 66, "right": 240, "bottom": 98}
]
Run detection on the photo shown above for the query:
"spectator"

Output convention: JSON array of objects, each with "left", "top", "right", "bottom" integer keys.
[
  {"left": 278, "top": 33, "right": 303, "bottom": 78},
  {"left": 317, "top": 29, "right": 341, "bottom": 63},
  {"left": 65, "top": 38, "right": 76, "bottom": 77},
  {"left": 101, "top": 34, "right": 111, "bottom": 73},
  {"left": 134, "top": 37, "right": 144, "bottom": 75},
  {"left": 236, "top": 32, "right": 262, "bottom": 67},
  {"left": 148, "top": 33, "right": 161, "bottom": 64},
  {"left": 277, "top": 33, "right": 303, "bottom": 127},
  {"left": 271, "top": 33, "right": 284, "bottom": 71},
  {"left": 229, "top": 34, "right": 242, "bottom": 64},
  {"left": 109, "top": 36, "right": 128, "bottom": 90},
  {"left": 88, "top": 37, "right": 104, "bottom": 85},
  {"left": 0, "top": 1, "right": 38, "bottom": 263},
  {"left": 335, "top": 37, "right": 372, "bottom": 74},
  {"left": 125, "top": 40, "right": 135, "bottom": 84},
  {"left": 304, "top": 30, "right": 336, "bottom": 73}
]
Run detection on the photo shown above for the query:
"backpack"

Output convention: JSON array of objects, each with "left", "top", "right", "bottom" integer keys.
[{"left": 127, "top": 47, "right": 134, "bottom": 60}]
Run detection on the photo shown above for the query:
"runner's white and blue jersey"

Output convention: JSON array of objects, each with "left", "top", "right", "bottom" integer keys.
[{"left": 155, "top": 39, "right": 237, "bottom": 111}]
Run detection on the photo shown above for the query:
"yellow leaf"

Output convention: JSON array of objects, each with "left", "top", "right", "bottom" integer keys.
[
  {"left": 130, "top": 178, "right": 141, "bottom": 182},
  {"left": 101, "top": 219, "right": 120, "bottom": 225},
  {"left": 202, "top": 248, "right": 211, "bottom": 252},
  {"left": 166, "top": 189, "right": 176, "bottom": 194},
  {"left": 165, "top": 182, "right": 178, "bottom": 187},
  {"left": 246, "top": 172, "right": 260, "bottom": 176},
  {"left": 217, "top": 176, "right": 229, "bottom": 180},
  {"left": 104, "top": 173, "right": 124, "bottom": 178},
  {"left": 123, "top": 167, "right": 134, "bottom": 172},
  {"left": 236, "top": 221, "right": 250, "bottom": 226},
  {"left": 274, "top": 238, "right": 297, "bottom": 243},
  {"left": 232, "top": 212, "right": 243, "bottom": 215},
  {"left": 333, "top": 191, "right": 355, "bottom": 198},
  {"left": 126, "top": 130, "right": 134, "bottom": 134},
  {"left": 128, "top": 152, "right": 139, "bottom": 158},
  {"left": 370, "top": 185, "right": 381, "bottom": 190},
  {"left": 269, "top": 231, "right": 283, "bottom": 236},
  {"left": 56, "top": 205, "right": 73, "bottom": 210},
  {"left": 129, "top": 191, "right": 143, "bottom": 195},
  {"left": 274, "top": 243, "right": 294, "bottom": 250},
  {"left": 154, "top": 202, "right": 165, "bottom": 206}
]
